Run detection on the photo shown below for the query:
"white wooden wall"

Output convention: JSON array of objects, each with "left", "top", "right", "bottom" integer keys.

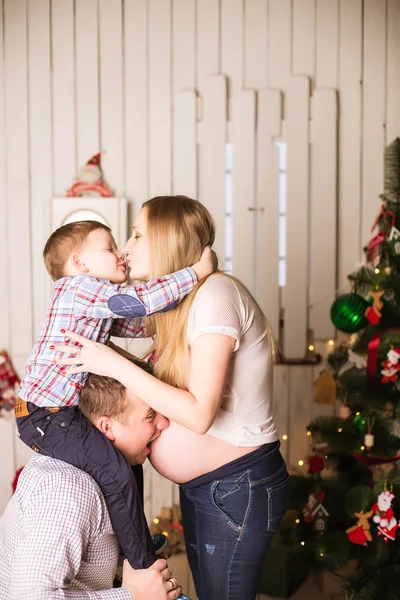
[{"left": 0, "top": 0, "right": 399, "bottom": 520}]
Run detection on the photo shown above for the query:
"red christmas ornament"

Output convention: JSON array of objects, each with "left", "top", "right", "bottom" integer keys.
[
  {"left": 347, "top": 524, "right": 369, "bottom": 546},
  {"left": 308, "top": 455, "right": 325, "bottom": 475},
  {"left": 365, "top": 305, "right": 381, "bottom": 325}
]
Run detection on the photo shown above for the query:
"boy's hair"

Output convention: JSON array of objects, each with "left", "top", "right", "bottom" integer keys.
[
  {"left": 79, "top": 357, "right": 152, "bottom": 425},
  {"left": 43, "top": 220, "right": 111, "bottom": 281}
]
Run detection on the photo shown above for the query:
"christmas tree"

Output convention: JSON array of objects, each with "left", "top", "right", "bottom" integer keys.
[{"left": 284, "top": 139, "right": 400, "bottom": 600}]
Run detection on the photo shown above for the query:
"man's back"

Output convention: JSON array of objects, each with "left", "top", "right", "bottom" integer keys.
[{"left": 0, "top": 455, "right": 129, "bottom": 599}]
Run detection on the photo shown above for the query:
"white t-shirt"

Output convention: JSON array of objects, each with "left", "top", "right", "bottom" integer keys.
[{"left": 186, "top": 273, "right": 278, "bottom": 447}]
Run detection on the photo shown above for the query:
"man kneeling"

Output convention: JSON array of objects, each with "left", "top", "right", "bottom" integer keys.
[{"left": 0, "top": 362, "right": 182, "bottom": 600}]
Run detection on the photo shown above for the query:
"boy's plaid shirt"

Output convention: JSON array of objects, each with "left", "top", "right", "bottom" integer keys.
[{"left": 18, "top": 268, "right": 197, "bottom": 408}]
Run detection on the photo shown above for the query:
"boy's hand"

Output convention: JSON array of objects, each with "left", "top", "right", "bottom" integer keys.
[
  {"left": 122, "top": 558, "right": 182, "bottom": 600},
  {"left": 191, "top": 246, "right": 218, "bottom": 280}
]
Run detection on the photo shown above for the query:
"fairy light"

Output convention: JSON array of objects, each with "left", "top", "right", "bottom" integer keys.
[
  {"left": 328, "top": 340, "right": 334, "bottom": 346},
  {"left": 308, "top": 345, "right": 315, "bottom": 352},
  {"left": 300, "top": 541, "right": 305, "bottom": 546},
  {"left": 360, "top": 446, "right": 365, "bottom": 451},
  {"left": 298, "top": 460, "right": 304, "bottom": 467},
  {"left": 162, "top": 531, "right": 169, "bottom": 537},
  {"left": 154, "top": 518, "right": 159, "bottom": 525},
  {"left": 295, "top": 519, "right": 300, "bottom": 524},
  {"left": 320, "top": 552, "right": 324, "bottom": 557},
  {"left": 375, "top": 268, "right": 380, "bottom": 274},
  {"left": 356, "top": 412, "right": 360, "bottom": 416},
  {"left": 307, "top": 431, "right": 312, "bottom": 437},
  {"left": 282, "top": 434, "right": 288, "bottom": 441},
  {"left": 338, "top": 428, "right": 343, "bottom": 433}
]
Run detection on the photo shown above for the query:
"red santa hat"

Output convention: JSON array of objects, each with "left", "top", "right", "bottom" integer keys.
[{"left": 87, "top": 153, "right": 101, "bottom": 167}]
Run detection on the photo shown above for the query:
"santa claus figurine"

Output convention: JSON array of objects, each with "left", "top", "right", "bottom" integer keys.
[
  {"left": 372, "top": 490, "right": 400, "bottom": 542},
  {"left": 66, "top": 153, "right": 113, "bottom": 197}
]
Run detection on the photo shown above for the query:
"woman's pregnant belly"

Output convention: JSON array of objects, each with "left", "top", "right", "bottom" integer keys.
[{"left": 149, "top": 420, "right": 259, "bottom": 484}]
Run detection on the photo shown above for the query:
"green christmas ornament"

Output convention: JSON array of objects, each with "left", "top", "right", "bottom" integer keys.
[{"left": 330, "top": 294, "right": 369, "bottom": 333}]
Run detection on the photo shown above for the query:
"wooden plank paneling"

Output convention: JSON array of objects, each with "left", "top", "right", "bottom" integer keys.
[
  {"left": 256, "top": 90, "right": 282, "bottom": 337},
  {"left": 4, "top": 0, "right": 33, "bottom": 370},
  {"left": 99, "top": 0, "right": 124, "bottom": 198},
  {"left": 27, "top": 0, "right": 52, "bottom": 335},
  {"left": 387, "top": 0, "right": 400, "bottom": 145},
  {"left": 173, "top": 0, "right": 195, "bottom": 92},
  {"left": 283, "top": 77, "right": 310, "bottom": 359},
  {"left": 172, "top": 0, "right": 196, "bottom": 197},
  {"left": 232, "top": 91, "right": 256, "bottom": 293},
  {"left": 51, "top": 0, "right": 75, "bottom": 195},
  {"left": 272, "top": 365, "right": 290, "bottom": 463},
  {"left": 199, "top": 75, "right": 227, "bottom": 267},
  {"left": 361, "top": 0, "right": 386, "bottom": 250},
  {"left": 75, "top": 0, "right": 99, "bottom": 168},
  {"left": 310, "top": 90, "right": 337, "bottom": 339},
  {"left": 244, "top": 0, "right": 268, "bottom": 90},
  {"left": 173, "top": 91, "right": 197, "bottom": 198},
  {"left": 196, "top": 0, "right": 220, "bottom": 90},
  {"left": 269, "top": 0, "right": 291, "bottom": 91},
  {"left": 148, "top": 0, "right": 172, "bottom": 197},
  {"left": 221, "top": 0, "right": 244, "bottom": 99},
  {"left": 124, "top": 0, "right": 148, "bottom": 213},
  {"left": 316, "top": 0, "right": 339, "bottom": 88},
  {"left": 338, "top": 0, "right": 363, "bottom": 288},
  {"left": 288, "top": 367, "right": 314, "bottom": 470},
  {"left": 293, "top": 0, "right": 316, "bottom": 80},
  {"left": 0, "top": 0, "right": 10, "bottom": 351}
]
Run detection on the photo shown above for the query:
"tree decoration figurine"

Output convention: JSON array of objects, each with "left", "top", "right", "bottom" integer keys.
[
  {"left": 346, "top": 510, "right": 373, "bottom": 546},
  {"left": 66, "top": 153, "right": 114, "bottom": 197}
]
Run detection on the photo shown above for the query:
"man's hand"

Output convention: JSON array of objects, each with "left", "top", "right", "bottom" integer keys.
[
  {"left": 122, "top": 559, "right": 182, "bottom": 600},
  {"left": 191, "top": 245, "right": 218, "bottom": 280}
]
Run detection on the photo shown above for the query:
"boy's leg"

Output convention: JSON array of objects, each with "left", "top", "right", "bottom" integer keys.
[{"left": 17, "top": 402, "right": 156, "bottom": 569}]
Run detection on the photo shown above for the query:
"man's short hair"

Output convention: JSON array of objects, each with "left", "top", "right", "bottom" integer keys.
[
  {"left": 43, "top": 220, "right": 111, "bottom": 281},
  {"left": 80, "top": 358, "right": 152, "bottom": 425}
]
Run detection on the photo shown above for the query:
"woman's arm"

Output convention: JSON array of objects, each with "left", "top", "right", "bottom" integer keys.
[{"left": 55, "top": 330, "right": 235, "bottom": 434}]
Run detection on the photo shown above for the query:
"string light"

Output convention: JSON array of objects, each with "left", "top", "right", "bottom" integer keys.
[
  {"left": 154, "top": 518, "right": 159, "bottom": 525},
  {"left": 375, "top": 268, "right": 380, "bottom": 274},
  {"left": 356, "top": 412, "right": 360, "bottom": 416},
  {"left": 298, "top": 460, "right": 304, "bottom": 466},
  {"left": 360, "top": 446, "right": 365, "bottom": 450},
  {"left": 328, "top": 340, "right": 334, "bottom": 346},
  {"left": 300, "top": 541, "right": 305, "bottom": 546},
  {"left": 162, "top": 531, "right": 169, "bottom": 537},
  {"left": 308, "top": 345, "right": 315, "bottom": 351},
  {"left": 320, "top": 552, "right": 324, "bottom": 557},
  {"left": 295, "top": 519, "right": 300, "bottom": 524},
  {"left": 338, "top": 428, "right": 343, "bottom": 433},
  {"left": 282, "top": 434, "right": 288, "bottom": 440},
  {"left": 307, "top": 431, "right": 312, "bottom": 437}
]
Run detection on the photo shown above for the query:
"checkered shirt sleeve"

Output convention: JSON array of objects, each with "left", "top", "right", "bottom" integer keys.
[
  {"left": 0, "top": 457, "right": 131, "bottom": 599},
  {"left": 74, "top": 267, "right": 197, "bottom": 321}
]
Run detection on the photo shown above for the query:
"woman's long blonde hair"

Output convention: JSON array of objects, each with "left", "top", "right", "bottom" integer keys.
[{"left": 142, "top": 195, "right": 276, "bottom": 388}]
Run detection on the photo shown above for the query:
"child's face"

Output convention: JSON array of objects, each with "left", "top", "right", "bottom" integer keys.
[{"left": 80, "top": 229, "right": 127, "bottom": 284}]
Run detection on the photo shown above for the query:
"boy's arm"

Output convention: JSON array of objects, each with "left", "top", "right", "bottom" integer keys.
[
  {"left": 109, "top": 317, "right": 149, "bottom": 338},
  {"left": 73, "top": 267, "right": 197, "bottom": 321}
]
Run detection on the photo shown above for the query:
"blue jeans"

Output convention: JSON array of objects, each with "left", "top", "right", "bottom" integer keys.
[{"left": 179, "top": 443, "right": 289, "bottom": 600}]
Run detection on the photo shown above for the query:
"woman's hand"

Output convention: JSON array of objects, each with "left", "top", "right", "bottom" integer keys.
[{"left": 52, "top": 330, "right": 124, "bottom": 378}]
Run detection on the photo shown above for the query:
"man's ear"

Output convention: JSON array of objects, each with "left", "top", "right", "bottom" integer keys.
[
  {"left": 71, "top": 252, "right": 89, "bottom": 273},
  {"left": 96, "top": 416, "right": 116, "bottom": 442}
]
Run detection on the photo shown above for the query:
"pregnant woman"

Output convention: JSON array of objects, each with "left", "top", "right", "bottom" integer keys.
[{"left": 55, "top": 195, "right": 290, "bottom": 600}]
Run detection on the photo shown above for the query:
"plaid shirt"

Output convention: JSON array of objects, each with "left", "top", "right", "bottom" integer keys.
[
  {"left": 0, "top": 455, "right": 131, "bottom": 599},
  {"left": 19, "top": 268, "right": 197, "bottom": 408}
]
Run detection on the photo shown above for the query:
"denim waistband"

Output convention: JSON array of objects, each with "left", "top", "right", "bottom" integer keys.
[{"left": 180, "top": 440, "right": 284, "bottom": 490}]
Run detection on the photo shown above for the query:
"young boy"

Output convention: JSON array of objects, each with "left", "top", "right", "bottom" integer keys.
[{"left": 15, "top": 220, "right": 214, "bottom": 577}]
